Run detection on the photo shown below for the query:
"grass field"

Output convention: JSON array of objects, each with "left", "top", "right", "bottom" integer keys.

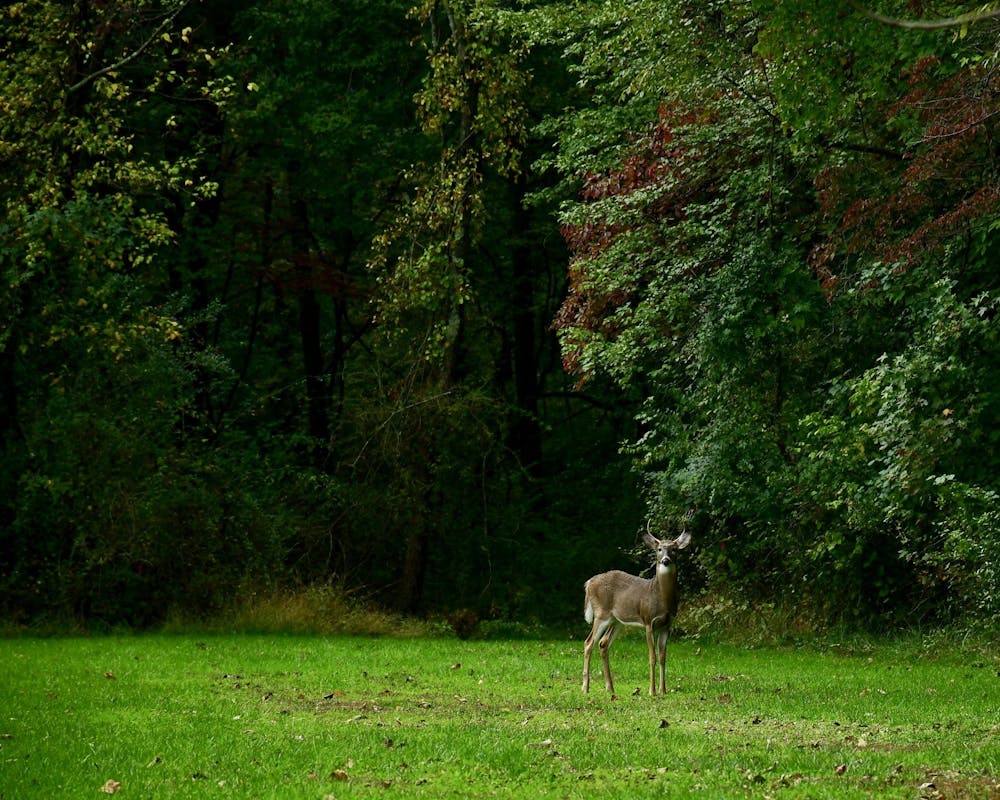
[{"left": 1, "top": 633, "right": 998, "bottom": 798}]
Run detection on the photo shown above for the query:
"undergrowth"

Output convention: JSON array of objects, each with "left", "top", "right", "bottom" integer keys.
[
  {"left": 160, "top": 583, "right": 436, "bottom": 638},
  {"left": 4, "top": 582, "right": 997, "bottom": 656}
]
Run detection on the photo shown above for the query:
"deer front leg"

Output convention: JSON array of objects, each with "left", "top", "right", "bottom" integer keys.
[
  {"left": 656, "top": 628, "right": 669, "bottom": 694},
  {"left": 645, "top": 625, "right": 657, "bottom": 695}
]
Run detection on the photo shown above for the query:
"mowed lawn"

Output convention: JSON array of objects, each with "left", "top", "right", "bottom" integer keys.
[{"left": 1, "top": 633, "right": 997, "bottom": 798}]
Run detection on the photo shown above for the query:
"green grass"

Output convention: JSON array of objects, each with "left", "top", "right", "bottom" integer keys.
[{"left": 1, "top": 633, "right": 998, "bottom": 798}]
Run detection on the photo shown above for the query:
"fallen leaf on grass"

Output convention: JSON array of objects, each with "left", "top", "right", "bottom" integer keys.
[
  {"left": 771, "top": 773, "right": 804, "bottom": 790},
  {"left": 919, "top": 781, "right": 941, "bottom": 800},
  {"left": 331, "top": 769, "right": 349, "bottom": 781},
  {"left": 100, "top": 779, "right": 122, "bottom": 793}
]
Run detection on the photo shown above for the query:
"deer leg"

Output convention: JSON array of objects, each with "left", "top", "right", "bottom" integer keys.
[
  {"left": 583, "top": 624, "right": 596, "bottom": 693},
  {"left": 656, "top": 628, "right": 669, "bottom": 694},
  {"left": 598, "top": 622, "right": 619, "bottom": 695},
  {"left": 645, "top": 625, "right": 657, "bottom": 695},
  {"left": 584, "top": 617, "right": 612, "bottom": 693}
]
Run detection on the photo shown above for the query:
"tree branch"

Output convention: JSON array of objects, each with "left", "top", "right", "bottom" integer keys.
[
  {"left": 818, "top": 136, "right": 904, "bottom": 161},
  {"left": 67, "top": 0, "right": 192, "bottom": 93},
  {"left": 851, "top": 2, "right": 1000, "bottom": 31}
]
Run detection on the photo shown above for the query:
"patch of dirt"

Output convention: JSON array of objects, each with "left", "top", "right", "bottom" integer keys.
[{"left": 918, "top": 770, "right": 1000, "bottom": 800}]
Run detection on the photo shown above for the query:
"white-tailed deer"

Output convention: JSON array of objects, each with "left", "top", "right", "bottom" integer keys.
[{"left": 583, "top": 527, "right": 691, "bottom": 696}]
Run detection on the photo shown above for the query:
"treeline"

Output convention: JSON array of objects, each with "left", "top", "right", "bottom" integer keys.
[{"left": 1, "top": 1, "right": 997, "bottom": 630}]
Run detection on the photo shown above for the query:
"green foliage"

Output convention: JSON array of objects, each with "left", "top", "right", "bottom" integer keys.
[
  {"left": 0, "top": 1, "right": 239, "bottom": 623},
  {"left": 371, "top": 0, "right": 531, "bottom": 366},
  {"left": 799, "top": 276, "right": 1000, "bottom": 620},
  {"left": 4, "top": 0, "right": 999, "bottom": 631},
  {"left": 540, "top": 0, "right": 1000, "bottom": 625}
]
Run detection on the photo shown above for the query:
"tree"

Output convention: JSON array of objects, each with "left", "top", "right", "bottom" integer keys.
[
  {"left": 780, "top": 2, "right": 1000, "bottom": 621},
  {"left": 0, "top": 1, "right": 248, "bottom": 621},
  {"left": 543, "top": 0, "right": 1000, "bottom": 623}
]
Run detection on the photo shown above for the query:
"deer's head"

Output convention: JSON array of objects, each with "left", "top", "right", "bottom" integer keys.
[{"left": 643, "top": 528, "right": 692, "bottom": 570}]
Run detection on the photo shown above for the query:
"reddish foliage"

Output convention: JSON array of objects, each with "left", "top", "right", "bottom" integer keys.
[
  {"left": 555, "top": 104, "right": 714, "bottom": 375},
  {"left": 812, "top": 58, "right": 1000, "bottom": 295}
]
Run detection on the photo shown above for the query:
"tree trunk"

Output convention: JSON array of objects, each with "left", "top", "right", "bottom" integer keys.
[
  {"left": 0, "top": 332, "right": 19, "bottom": 454},
  {"left": 399, "top": 514, "right": 429, "bottom": 614},
  {"left": 290, "top": 198, "right": 330, "bottom": 458},
  {"left": 510, "top": 173, "right": 543, "bottom": 476}
]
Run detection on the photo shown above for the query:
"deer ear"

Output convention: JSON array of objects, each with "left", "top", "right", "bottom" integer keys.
[
  {"left": 672, "top": 530, "right": 692, "bottom": 550},
  {"left": 643, "top": 532, "right": 660, "bottom": 550}
]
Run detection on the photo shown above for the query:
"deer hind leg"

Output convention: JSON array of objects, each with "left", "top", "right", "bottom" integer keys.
[
  {"left": 598, "top": 620, "right": 620, "bottom": 695},
  {"left": 583, "top": 616, "right": 614, "bottom": 693}
]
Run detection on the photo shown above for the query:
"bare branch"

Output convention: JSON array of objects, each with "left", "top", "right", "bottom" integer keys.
[
  {"left": 68, "top": 0, "right": 193, "bottom": 94},
  {"left": 851, "top": 2, "right": 1000, "bottom": 31}
]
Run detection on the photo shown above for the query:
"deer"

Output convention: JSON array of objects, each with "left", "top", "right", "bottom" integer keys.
[{"left": 583, "top": 525, "right": 691, "bottom": 696}]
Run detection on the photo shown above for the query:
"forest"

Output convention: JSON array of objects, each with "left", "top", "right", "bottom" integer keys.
[{"left": 1, "top": 0, "right": 998, "bottom": 631}]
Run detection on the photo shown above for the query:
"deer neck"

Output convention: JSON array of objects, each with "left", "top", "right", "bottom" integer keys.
[{"left": 652, "top": 562, "right": 677, "bottom": 608}]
